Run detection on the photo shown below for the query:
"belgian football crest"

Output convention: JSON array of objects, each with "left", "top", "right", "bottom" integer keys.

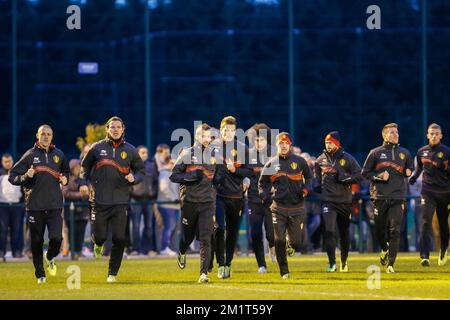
[
  {"left": 291, "top": 162, "right": 298, "bottom": 170},
  {"left": 438, "top": 152, "right": 444, "bottom": 159},
  {"left": 53, "top": 155, "right": 60, "bottom": 164},
  {"left": 339, "top": 159, "right": 346, "bottom": 166},
  {"left": 399, "top": 153, "right": 405, "bottom": 160},
  {"left": 121, "top": 151, "right": 127, "bottom": 159}
]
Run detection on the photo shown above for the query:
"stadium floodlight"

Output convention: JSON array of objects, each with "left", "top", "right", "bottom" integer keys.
[
  {"left": 248, "top": 0, "right": 280, "bottom": 5},
  {"left": 70, "top": 0, "right": 87, "bottom": 5},
  {"left": 78, "top": 62, "right": 98, "bottom": 74},
  {"left": 115, "top": 0, "right": 127, "bottom": 9}
]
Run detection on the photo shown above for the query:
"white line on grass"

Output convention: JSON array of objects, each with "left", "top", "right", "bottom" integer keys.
[{"left": 199, "top": 285, "right": 437, "bottom": 300}]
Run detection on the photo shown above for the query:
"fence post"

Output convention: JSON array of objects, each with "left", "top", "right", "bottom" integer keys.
[
  {"left": 358, "top": 199, "right": 363, "bottom": 253},
  {"left": 69, "top": 202, "right": 75, "bottom": 260}
]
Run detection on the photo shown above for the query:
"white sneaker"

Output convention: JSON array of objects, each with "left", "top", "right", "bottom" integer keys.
[
  {"left": 269, "top": 246, "right": 276, "bottom": 262},
  {"left": 198, "top": 273, "right": 210, "bottom": 283},
  {"left": 217, "top": 266, "right": 225, "bottom": 279},
  {"left": 160, "top": 247, "right": 177, "bottom": 256},
  {"left": 106, "top": 275, "right": 116, "bottom": 283},
  {"left": 438, "top": 250, "right": 448, "bottom": 266},
  {"left": 281, "top": 273, "right": 290, "bottom": 280},
  {"left": 258, "top": 266, "right": 267, "bottom": 273},
  {"left": 386, "top": 266, "right": 395, "bottom": 273},
  {"left": 37, "top": 277, "right": 46, "bottom": 284}
]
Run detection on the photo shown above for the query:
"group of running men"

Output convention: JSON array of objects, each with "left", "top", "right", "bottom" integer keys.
[{"left": 8, "top": 116, "right": 450, "bottom": 284}]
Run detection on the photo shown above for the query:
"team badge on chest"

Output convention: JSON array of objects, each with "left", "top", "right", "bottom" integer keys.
[
  {"left": 291, "top": 162, "right": 298, "bottom": 170},
  {"left": 53, "top": 155, "right": 60, "bottom": 164},
  {"left": 121, "top": 152, "right": 127, "bottom": 159},
  {"left": 399, "top": 153, "right": 405, "bottom": 160}
]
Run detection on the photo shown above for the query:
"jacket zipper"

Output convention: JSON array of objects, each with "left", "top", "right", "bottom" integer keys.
[
  {"left": 392, "top": 145, "right": 395, "bottom": 161},
  {"left": 113, "top": 148, "right": 116, "bottom": 158},
  {"left": 325, "top": 153, "right": 336, "bottom": 168},
  {"left": 45, "top": 153, "right": 48, "bottom": 164}
]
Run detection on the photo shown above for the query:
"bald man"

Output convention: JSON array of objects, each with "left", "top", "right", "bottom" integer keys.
[{"left": 9, "top": 125, "right": 70, "bottom": 284}]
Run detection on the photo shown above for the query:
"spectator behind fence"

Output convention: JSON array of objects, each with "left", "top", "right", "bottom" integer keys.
[
  {"left": 129, "top": 145, "right": 159, "bottom": 256},
  {"left": 155, "top": 145, "right": 180, "bottom": 256},
  {"left": 62, "top": 159, "right": 90, "bottom": 259},
  {"left": 0, "top": 154, "right": 25, "bottom": 260}
]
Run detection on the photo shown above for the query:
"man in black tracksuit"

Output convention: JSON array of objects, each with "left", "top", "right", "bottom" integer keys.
[
  {"left": 79, "top": 116, "right": 145, "bottom": 282},
  {"left": 247, "top": 123, "right": 276, "bottom": 273},
  {"left": 362, "top": 123, "right": 414, "bottom": 273},
  {"left": 259, "top": 132, "right": 312, "bottom": 279},
  {"left": 410, "top": 123, "right": 450, "bottom": 266},
  {"left": 170, "top": 123, "right": 217, "bottom": 283},
  {"left": 9, "top": 125, "right": 70, "bottom": 283},
  {"left": 212, "top": 116, "right": 253, "bottom": 279},
  {"left": 314, "top": 131, "right": 362, "bottom": 273}
]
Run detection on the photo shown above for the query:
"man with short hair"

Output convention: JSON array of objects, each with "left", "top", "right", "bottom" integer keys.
[
  {"left": 9, "top": 125, "right": 70, "bottom": 283},
  {"left": 410, "top": 123, "right": 450, "bottom": 266},
  {"left": 170, "top": 123, "right": 217, "bottom": 283},
  {"left": 362, "top": 123, "right": 414, "bottom": 273},
  {"left": 314, "top": 131, "right": 363, "bottom": 272},
  {"left": 79, "top": 116, "right": 145, "bottom": 283},
  {"left": 0, "top": 154, "right": 24, "bottom": 260},
  {"left": 212, "top": 116, "right": 253, "bottom": 279},
  {"left": 259, "top": 132, "right": 312, "bottom": 279}
]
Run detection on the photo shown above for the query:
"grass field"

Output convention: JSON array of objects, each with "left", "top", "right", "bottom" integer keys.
[{"left": 1, "top": 253, "right": 450, "bottom": 300}]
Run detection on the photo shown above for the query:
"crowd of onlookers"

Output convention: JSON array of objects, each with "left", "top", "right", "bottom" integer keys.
[{"left": 0, "top": 145, "right": 443, "bottom": 261}]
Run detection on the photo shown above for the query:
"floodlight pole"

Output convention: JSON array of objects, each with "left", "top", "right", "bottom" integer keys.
[
  {"left": 288, "top": 0, "right": 295, "bottom": 142},
  {"left": 145, "top": 3, "right": 152, "bottom": 150},
  {"left": 12, "top": 0, "right": 17, "bottom": 159},
  {"left": 421, "top": 0, "right": 428, "bottom": 144}
]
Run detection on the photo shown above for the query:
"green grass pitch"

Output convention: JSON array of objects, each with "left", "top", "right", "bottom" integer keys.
[{"left": 1, "top": 253, "right": 449, "bottom": 300}]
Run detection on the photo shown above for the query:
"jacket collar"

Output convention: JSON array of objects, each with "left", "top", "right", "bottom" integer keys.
[
  {"left": 325, "top": 147, "right": 344, "bottom": 158},
  {"left": 429, "top": 142, "right": 441, "bottom": 149},
  {"left": 106, "top": 137, "right": 125, "bottom": 148},
  {"left": 383, "top": 141, "right": 399, "bottom": 149},
  {"left": 34, "top": 141, "right": 55, "bottom": 153},
  {"left": 278, "top": 151, "right": 291, "bottom": 160}
]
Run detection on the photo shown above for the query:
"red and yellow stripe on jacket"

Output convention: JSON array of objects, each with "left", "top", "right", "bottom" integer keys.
[{"left": 95, "top": 159, "right": 130, "bottom": 174}]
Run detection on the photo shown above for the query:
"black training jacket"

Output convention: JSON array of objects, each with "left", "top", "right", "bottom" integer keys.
[
  {"left": 211, "top": 138, "right": 253, "bottom": 199},
  {"left": 170, "top": 143, "right": 217, "bottom": 203},
  {"left": 80, "top": 138, "right": 145, "bottom": 205},
  {"left": 411, "top": 143, "right": 450, "bottom": 194},
  {"left": 9, "top": 143, "right": 70, "bottom": 211},
  {"left": 258, "top": 152, "right": 312, "bottom": 214},
  {"left": 314, "top": 148, "right": 363, "bottom": 204},
  {"left": 247, "top": 146, "right": 276, "bottom": 204},
  {"left": 362, "top": 142, "right": 414, "bottom": 200}
]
